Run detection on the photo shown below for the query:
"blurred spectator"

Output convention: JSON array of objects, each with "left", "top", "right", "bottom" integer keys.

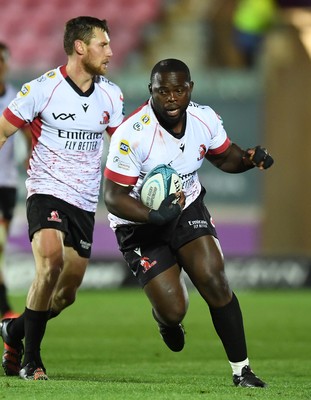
[
  {"left": 232, "top": 0, "right": 277, "bottom": 68},
  {"left": 0, "top": 42, "right": 31, "bottom": 320}
]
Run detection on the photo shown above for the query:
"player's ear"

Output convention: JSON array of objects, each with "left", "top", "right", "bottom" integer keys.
[
  {"left": 148, "top": 83, "right": 152, "bottom": 94},
  {"left": 74, "top": 39, "right": 85, "bottom": 55}
]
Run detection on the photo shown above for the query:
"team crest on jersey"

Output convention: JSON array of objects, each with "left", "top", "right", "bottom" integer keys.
[
  {"left": 133, "top": 122, "right": 143, "bottom": 131},
  {"left": 119, "top": 140, "right": 130, "bottom": 155},
  {"left": 141, "top": 114, "right": 150, "bottom": 125},
  {"left": 46, "top": 70, "right": 56, "bottom": 78},
  {"left": 47, "top": 210, "right": 62, "bottom": 223},
  {"left": 197, "top": 144, "right": 207, "bottom": 161},
  {"left": 100, "top": 111, "right": 110, "bottom": 125},
  {"left": 20, "top": 84, "right": 31, "bottom": 97}
]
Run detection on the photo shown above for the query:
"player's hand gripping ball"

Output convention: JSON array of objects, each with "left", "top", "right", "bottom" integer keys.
[{"left": 140, "top": 164, "right": 183, "bottom": 226}]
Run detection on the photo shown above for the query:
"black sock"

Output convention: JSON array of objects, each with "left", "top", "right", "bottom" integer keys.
[
  {"left": 7, "top": 313, "right": 25, "bottom": 341},
  {"left": 209, "top": 292, "right": 247, "bottom": 362},
  {"left": 22, "top": 308, "right": 49, "bottom": 368},
  {"left": 48, "top": 309, "right": 60, "bottom": 320},
  {"left": 0, "top": 283, "right": 11, "bottom": 315}
]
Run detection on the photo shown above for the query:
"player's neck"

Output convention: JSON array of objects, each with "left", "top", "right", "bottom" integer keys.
[{"left": 65, "top": 63, "right": 94, "bottom": 93}]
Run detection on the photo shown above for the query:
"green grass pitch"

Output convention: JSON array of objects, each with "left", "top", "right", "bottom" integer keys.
[{"left": 0, "top": 288, "right": 310, "bottom": 399}]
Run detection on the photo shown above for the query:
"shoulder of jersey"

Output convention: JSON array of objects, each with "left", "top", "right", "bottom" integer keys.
[
  {"left": 96, "top": 75, "right": 121, "bottom": 91},
  {"left": 18, "top": 69, "right": 62, "bottom": 98}
]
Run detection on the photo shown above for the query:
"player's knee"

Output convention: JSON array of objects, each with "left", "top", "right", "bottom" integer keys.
[
  {"left": 53, "top": 286, "right": 77, "bottom": 311},
  {"left": 196, "top": 269, "right": 231, "bottom": 305},
  {"left": 156, "top": 301, "right": 187, "bottom": 326}
]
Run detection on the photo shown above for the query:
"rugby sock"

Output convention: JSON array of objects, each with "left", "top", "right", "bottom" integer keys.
[
  {"left": 22, "top": 307, "right": 49, "bottom": 367},
  {"left": 230, "top": 358, "right": 250, "bottom": 376},
  {"left": 209, "top": 292, "right": 247, "bottom": 362},
  {"left": 6, "top": 313, "right": 25, "bottom": 340},
  {"left": 48, "top": 308, "right": 60, "bottom": 320},
  {"left": 0, "top": 283, "right": 11, "bottom": 315}
]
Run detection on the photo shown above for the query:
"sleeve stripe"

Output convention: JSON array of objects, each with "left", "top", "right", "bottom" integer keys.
[
  {"left": 207, "top": 137, "right": 231, "bottom": 155},
  {"left": 104, "top": 167, "right": 138, "bottom": 186},
  {"left": 3, "top": 108, "right": 26, "bottom": 128}
]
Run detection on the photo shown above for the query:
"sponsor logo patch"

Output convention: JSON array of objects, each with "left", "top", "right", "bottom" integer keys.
[
  {"left": 119, "top": 140, "right": 130, "bottom": 155},
  {"left": 20, "top": 84, "right": 31, "bottom": 97},
  {"left": 46, "top": 70, "right": 56, "bottom": 78}
]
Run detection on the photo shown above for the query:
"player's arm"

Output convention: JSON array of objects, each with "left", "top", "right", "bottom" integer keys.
[
  {"left": 104, "top": 179, "right": 151, "bottom": 222},
  {"left": 206, "top": 142, "right": 274, "bottom": 173},
  {"left": 0, "top": 114, "right": 19, "bottom": 150},
  {"left": 104, "top": 178, "right": 183, "bottom": 226}
]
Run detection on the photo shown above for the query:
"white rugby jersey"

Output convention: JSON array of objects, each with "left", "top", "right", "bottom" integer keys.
[
  {"left": 104, "top": 98, "right": 231, "bottom": 228},
  {"left": 0, "top": 83, "right": 18, "bottom": 187},
  {"left": 3, "top": 66, "right": 124, "bottom": 212}
]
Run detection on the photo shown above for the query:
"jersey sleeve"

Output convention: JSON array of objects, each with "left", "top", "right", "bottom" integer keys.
[
  {"left": 104, "top": 119, "right": 142, "bottom": 185},
  {"left": 4, "top": 76, "right": 50, "bottom": 126},
  {"left": 102, "top": 82, "right": 125, "bottom": 136},
  {"left": 206, "top": 109, "right": 231, "bottom": 155}
]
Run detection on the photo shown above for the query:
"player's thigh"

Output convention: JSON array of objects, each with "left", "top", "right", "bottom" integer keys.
[
  {"left": 144, "top": 264, "right": 189, "bottom": 318},
  {"left": 31, "top": 228, "right": 65, "bottom": 268},
  {"left": 178, "top": 235, "right": 231, "bottom": 305},
  {"left": 58, "top": 246, "right": 88, "bottom": 289}
]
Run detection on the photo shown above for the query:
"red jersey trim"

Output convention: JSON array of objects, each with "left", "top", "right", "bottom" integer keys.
[
  {"left": 104, "top": 167, "right": 138, "bottom": 186},
  {"left": 106, "top": 125, "right": 119, "bottom": 136},
  {"left": 3, "top": 108, "right": 26, "bottom": 128},
  {"left": 207, "top": 137, "right": 231, "bottom": 155}
]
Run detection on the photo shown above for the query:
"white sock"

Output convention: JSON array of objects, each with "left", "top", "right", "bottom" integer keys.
[{"left": 229, "top": 358, "right": 249, "bottom": 376}]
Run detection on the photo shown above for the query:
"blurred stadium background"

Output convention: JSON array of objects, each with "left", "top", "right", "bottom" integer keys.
[{"left": 1, "top": 0, "right": 311, "bottom": 291}]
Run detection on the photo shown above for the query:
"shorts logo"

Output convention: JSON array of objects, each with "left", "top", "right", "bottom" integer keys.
[
  {"left": 47, "top": 210, "right": 62, "bottom": 223},
  {"left": 80, "top": 240, "right": 91, "bottom": 250},
  {"left": 188, "top": 219, "right": 208, "bottom": 229},
  {"left": 119, "top": 140, "right": 130, "bottom": 155},
  {"left": 140, "top": 256, "right": 157, "bottom": 273}
]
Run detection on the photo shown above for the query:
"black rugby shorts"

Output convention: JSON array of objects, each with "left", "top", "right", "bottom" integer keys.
[
  {"left": 115, "top": 187, "right": 218, "bottom": 287},
  {"left": 0, "top": 187, "right": 17, "bottom": 221},
  {"left": 26, "top": 194, "right": 95, "bottom": 258}
]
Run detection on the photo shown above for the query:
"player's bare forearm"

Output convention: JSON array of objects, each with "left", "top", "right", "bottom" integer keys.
[
  {"left": 0, "top": 115, "right": 18, "bottom": 150},
  {"left": 104, "top": 179, "right": 151, "bottom": 222},
  {"left": 206, "top": 143, "right": 274, "bottom": 173}
]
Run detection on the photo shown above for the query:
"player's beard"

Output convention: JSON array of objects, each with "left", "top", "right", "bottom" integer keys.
[{"left": 82, "top": 56, "right": 107, "bottom": 77}]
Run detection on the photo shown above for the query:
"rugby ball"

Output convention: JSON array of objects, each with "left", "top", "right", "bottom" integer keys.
[{"left": 140, "top": 164, "right": 182, "bottom": 210}]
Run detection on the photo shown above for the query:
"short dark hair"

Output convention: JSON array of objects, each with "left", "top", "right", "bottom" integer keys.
[
  {"left": 150, "top": 59, "right": 192, "bottom": 83},
  {"left": 63, "top": 16, "right": 109, "bottom": 55}
]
